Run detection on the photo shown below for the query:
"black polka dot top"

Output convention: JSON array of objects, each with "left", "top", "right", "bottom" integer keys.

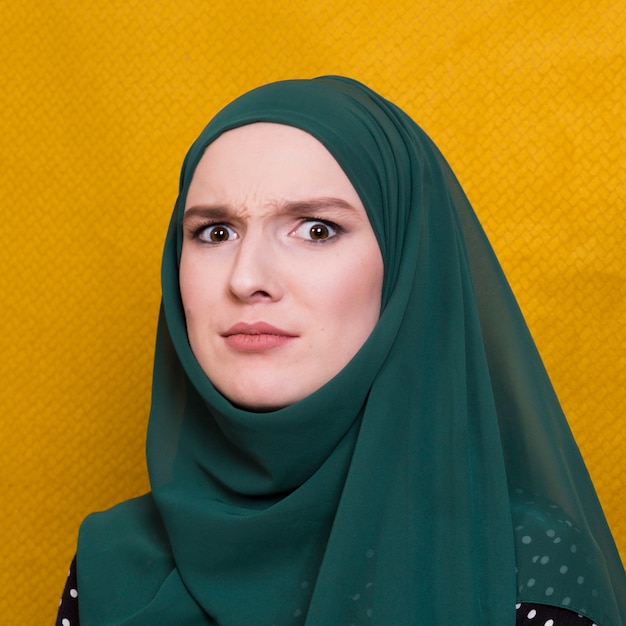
[{"left": 56, "top": 557, "right": 598, "bottom": 625}]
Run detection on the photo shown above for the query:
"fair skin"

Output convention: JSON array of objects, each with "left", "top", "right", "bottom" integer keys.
[{"left": 179, "top": 122, "right": 384, "bottom": 411}]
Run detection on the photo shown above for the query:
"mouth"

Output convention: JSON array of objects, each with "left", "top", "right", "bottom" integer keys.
[{"left": 222, "top": 322, "right": 298, "bottom": 352}]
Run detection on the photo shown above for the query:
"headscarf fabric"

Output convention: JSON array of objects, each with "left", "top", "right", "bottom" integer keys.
[{"left": 77, "top": 76, "right": 626, "bottom": 625}]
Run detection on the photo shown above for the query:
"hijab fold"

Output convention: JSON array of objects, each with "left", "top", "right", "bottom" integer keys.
[{"left": 77, "top": 76, "right": 625, "bottom": 625}]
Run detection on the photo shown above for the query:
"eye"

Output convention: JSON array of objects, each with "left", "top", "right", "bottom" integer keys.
[
  {"left": 198, "top": 224, "right": 238, "bottom": 243},
  {"left": 292, "top": 219, "right": 340, "bottom": 242}
]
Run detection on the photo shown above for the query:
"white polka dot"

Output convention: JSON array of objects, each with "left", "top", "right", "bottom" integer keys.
[
  {"left": 571, "top": 544, "right": 578, "bottom": 553},
  {"left": 544, "top": 620, "right": 554, "bottom": 626},
  {"left": 293, "top": 608, "right": 302, "bottom": 617},
  {"left": 69, "top": 588, "right": 78, "bottom": 598},
  {"left": 560, "top": 565, "right": 568, "bottom": 574},
  {"left": 577, "top": 576, "right": 585, "bottom": 584},
  {"left": 522, "top": 535, "right": 532, "bottom": 544},
  {"left": 367, "top": 608, "right": 373, "bottom": 617},
  {"left": 553, "top": 537, "right": 561, "bottom": 544},
  {"left": 546, "top": 529, "right": 556, "bottom": 537},
  {"left": 562, "top": 597, "right": 571, "bottom": 606},
  {"left": 532, "top": 555, "right": 540, "bottom": 563},
  {"left": 527, "top": 578, "right": 536, "bottom": 587},
  {"left": 540, "top": 556, "right": 550, "bottom": 565},
  {"left": 62, "top": 620, "right": 70, "bottom": 626},
  {"left": 545, "top": 587, "right": 554, "bottom": 596},
  {"left": 516, "top": 603, "right": 521, "bottom": 609},
  {"left": 365, "top": 581, "right": 374, "bottom": 588},
  {"left": 351, "top": 593, "right": 360, "bottom": 600},
  {"left": 527, "top": 608, "right": 537, "bottom": 618}
]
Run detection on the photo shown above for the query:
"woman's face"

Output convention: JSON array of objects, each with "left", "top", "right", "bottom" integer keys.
[{"left": 180, "top": 122, "right": 384, "bottom": 411}]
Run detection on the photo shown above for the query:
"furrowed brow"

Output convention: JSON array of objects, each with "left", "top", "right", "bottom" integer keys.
[
  {"left": 182, "top": 198, "right": 358, "bottom": 225},
  {"left": 276, "top": 197, "right": 358, "bottom": 216},
  {"left": 182, "top": 205, "right": 231, "bottom": 224}
]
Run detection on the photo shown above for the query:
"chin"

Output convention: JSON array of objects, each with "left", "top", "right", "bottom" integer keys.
[
  {"left": 235, "top": 400, "right": 287, "bottom": 413},
  {"left": 229, "top": 392, "right": 291, "bottom": 413},
  {"left": 217, "top": 381, "right": 298, "bottom": 413}
]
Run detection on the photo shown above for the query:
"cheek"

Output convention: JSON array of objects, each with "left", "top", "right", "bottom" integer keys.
[
  {"left": 351, "top": 243, "right": 384, "bottom": 305},
  {"left": 317, "top": 249, "right": 384, "bottom": 341},
  {"left": 349, "top": 259, "right": 384, "bottom": 329},
  {"left": 179, "top": 251, "right": 217, "bottom": 325},
  {"left": 178, "top": 254, "right": 198, "bottom": 316}
]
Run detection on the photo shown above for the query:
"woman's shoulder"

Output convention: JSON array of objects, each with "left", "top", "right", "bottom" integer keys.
[
  {"left": 78, "top": 493, "right": 168, "bottom": 558},
  {"left": 80, "top": 492, "right": 157, "bottom": 531},
  {"left": 516, "top": 602, "right": 597, "bottom": 625},
  {"left": 511, "top": 490, "right": 620, "bottom": 625}
]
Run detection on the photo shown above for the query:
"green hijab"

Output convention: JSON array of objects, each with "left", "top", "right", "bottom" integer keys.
[{"left": 77, "top": 76, "right": 626, "bottom": 625}]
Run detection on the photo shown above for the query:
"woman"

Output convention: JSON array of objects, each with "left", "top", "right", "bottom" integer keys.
[{"left": 57, "top": 76, "right": 626, "bottom": 625}]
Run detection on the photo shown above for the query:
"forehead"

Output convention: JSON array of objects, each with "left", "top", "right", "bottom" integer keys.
[{"left": 184, "top": 122, "right": 363, "bottom": 209}]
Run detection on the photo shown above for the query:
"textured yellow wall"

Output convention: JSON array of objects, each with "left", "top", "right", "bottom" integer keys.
[{"left": 1, "top": 1, "right": 624, "bottom": 622}]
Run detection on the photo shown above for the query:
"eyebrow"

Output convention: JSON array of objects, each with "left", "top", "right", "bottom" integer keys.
[{"left": 182, "top": 197, "right": 359, "bottom": 224}]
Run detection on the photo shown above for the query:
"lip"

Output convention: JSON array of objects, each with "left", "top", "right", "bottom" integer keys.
[{"left": 222, "top": 322, "right": 298, "bottom": 352}]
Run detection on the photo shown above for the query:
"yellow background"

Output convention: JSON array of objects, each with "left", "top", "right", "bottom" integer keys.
[{"left": 1, "top": 1, "right": 624, "bottom": 622}]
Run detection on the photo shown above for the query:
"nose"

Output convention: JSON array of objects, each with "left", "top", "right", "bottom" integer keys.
[{"left": 228, "top": 231, "right": 283, "bottom": 303}]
